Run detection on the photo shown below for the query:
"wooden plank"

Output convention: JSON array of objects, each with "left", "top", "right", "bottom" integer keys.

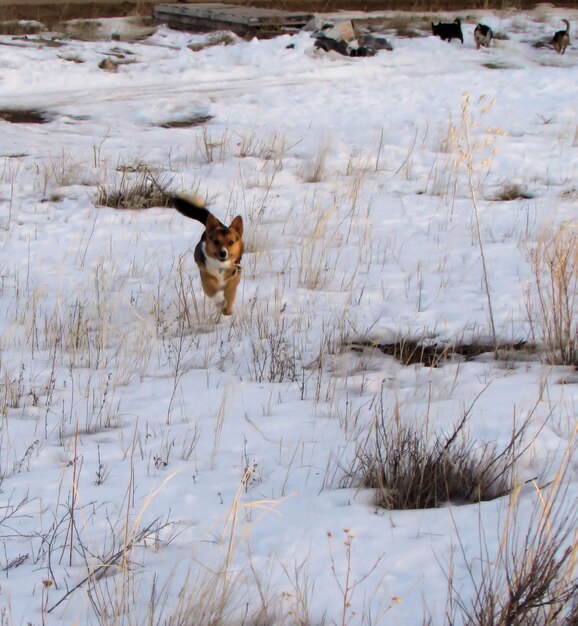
[
  {"left": 174, "top": 3, "right": 308, "bottom": 17},
  {"left": 155, "top": 5, "right": 310, "bottom": 24},
  {"left": 153, "top": 3, "right": 313, "bottom": 35},
  {"left": 155, "top": 6, "right": 250, "bottom": 26},
  {"left": 155, "top": 4, "right": 301, "bottom": 17}
]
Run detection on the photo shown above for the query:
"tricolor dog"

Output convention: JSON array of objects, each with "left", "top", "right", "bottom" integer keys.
[
  {"left": 173, "top": 195, "right": 244, "bottom": 316},
  {"left": 474, "top": 23, "right": 493, "bottom": 49}
]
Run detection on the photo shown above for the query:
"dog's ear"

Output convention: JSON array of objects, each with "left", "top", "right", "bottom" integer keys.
[
  {"left": 229, "top": 215, "right": 243, "bottom": 236},
  {"left": 206, "top": 213, "right": 221, "bottom": 231}
]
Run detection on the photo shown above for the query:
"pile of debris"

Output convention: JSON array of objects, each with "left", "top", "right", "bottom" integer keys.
[{"left": 306, "top": 18, "right": 392, "bottom": 57}]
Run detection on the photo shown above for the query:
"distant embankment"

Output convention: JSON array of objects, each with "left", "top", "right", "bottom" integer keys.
[{"left": 1, "top": 0, "right": 575, "bottom": 28}]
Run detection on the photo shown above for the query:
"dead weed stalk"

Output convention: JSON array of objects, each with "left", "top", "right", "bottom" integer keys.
[{"left": 525, "top": 222, "right": 577, "bottom": 366}]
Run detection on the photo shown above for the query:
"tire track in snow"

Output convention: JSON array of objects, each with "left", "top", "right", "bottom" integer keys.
[{"left": 1, "top": 60, "right": 378, "bottom": 113}]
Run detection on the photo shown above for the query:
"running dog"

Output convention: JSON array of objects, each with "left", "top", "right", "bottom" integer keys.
[
  {"left": 172, "top": 195, "right": 244, "bottom": 316},
  {"left": 474, "top": 23, "right": 493, "bottom": 49},
  {"left": 432, "top": 18, "right": 463, "bottom": 44},
  {"left": 552, "top": 19, "right": 570, "bottom": 54}
]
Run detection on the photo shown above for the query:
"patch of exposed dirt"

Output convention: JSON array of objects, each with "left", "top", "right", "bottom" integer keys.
[
  {"left": 0, "top": 108, "right": 52, "bottom": 123},
  {"left": 349, "top": 338, "right": 535, "bottom": 367},
  {"left": 159, "top": 114, "right": 213, "bottom": 128}
]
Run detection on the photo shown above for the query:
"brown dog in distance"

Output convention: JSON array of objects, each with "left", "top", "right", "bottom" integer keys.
[{"left": 552, "top": 19, "right": 570, "bottom": 54}]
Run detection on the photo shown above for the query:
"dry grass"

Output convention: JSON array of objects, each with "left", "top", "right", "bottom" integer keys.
[
  {"left": 369, "top": 14, "right": 432, "bottom": 38},
  {"left": 97, "top": 164, "right": 174, "bottom": 210},
  {"left": 492, "top": 182, "right": 535, "bottom": 201},
  {"left": 197, "top": 127, "right": 230, "bottom": 164},
  {"left": 0, "top": 20, "right": 44, "bottom": 35},
  {"left": 0, "top": 108, "right": 52, "bottom": 124},
  {"left": 249, "top": 315, "right": 300, "bottom": 383},
  {"left": 60, "top": 18, "right": 103, "bottom": 40},
  {"left": 448, "top": 434, "right": 578, "bottom": 626},
  {"left": 525, "top": 222, "right": 578, "bottom": 366},
  {"left": 58, "top": 16, "right": 157, "bottom": 41},
  {"left": 301, "top": 140, "right": 330, "bottom": 184},
  {"left": 39, "top": 152, "right": 88, "bottom": 195},
  {"left": 1, "top": 16, "right": 577, "bottom": 623},
  {"left": 343, "top": 390, "right": 536, "bottom": 509}
]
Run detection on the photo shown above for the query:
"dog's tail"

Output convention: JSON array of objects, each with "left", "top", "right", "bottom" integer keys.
[
  {"left": 172, "top": 195, "right": 211, "bottom": 226},
  {"left": 563, "top": 18, "right": 570, "bottom": 34}
]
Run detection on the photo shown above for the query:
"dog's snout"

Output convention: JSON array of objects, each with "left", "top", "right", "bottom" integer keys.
[{"left": 219, "top": 249, "right": 228, "bottom": 260}]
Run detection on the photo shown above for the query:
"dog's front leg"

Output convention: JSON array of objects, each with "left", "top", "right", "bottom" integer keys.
[
  {"left": 199, "top": 272, "right": 226, "bottom": 315},
  {"left": 222, "top": 273, "right": 241, "bottom": 316}
]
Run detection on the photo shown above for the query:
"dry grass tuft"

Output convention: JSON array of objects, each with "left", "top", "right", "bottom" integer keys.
[
  {"left": 0, "top": 108, "right": 52, "bottom": 124},
  {"left": 0, "top": 20, "right": 44, "bottom": 35},
  {"left": 197, "top": 127, "right": 229, "bottom": 163},
  {"left": 448, "top": 436, "right": 578, "bottom": 626},
  {"left": 343, "top": 392, "right": 535, "bottom": 510},
  {"left": 492, "top": 182, "right": 534, "bottom": 201},
  {"left": 524, "top": 222, "right": 578, "bottom": 366},
  {"left": 97, "top": 164, "right": 174, "bottom": 210},
  {"left": 380, "top": 14, "right": 431, "bottom": 37},
  {"left": 302, "top": 140, "right": 330, "bottom": 183}
]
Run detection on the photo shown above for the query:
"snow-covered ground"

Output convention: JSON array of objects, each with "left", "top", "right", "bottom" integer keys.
[{"left": 0, "top": 6, "right": 577, "bottom": 624}]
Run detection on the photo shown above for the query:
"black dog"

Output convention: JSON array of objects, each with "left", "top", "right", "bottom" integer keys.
[
  {"left": 474, "top": 23, "right": 493, "bottom": 49},
  {"left": 432, "top": 18, "right": 463, "bottom": 44}
]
